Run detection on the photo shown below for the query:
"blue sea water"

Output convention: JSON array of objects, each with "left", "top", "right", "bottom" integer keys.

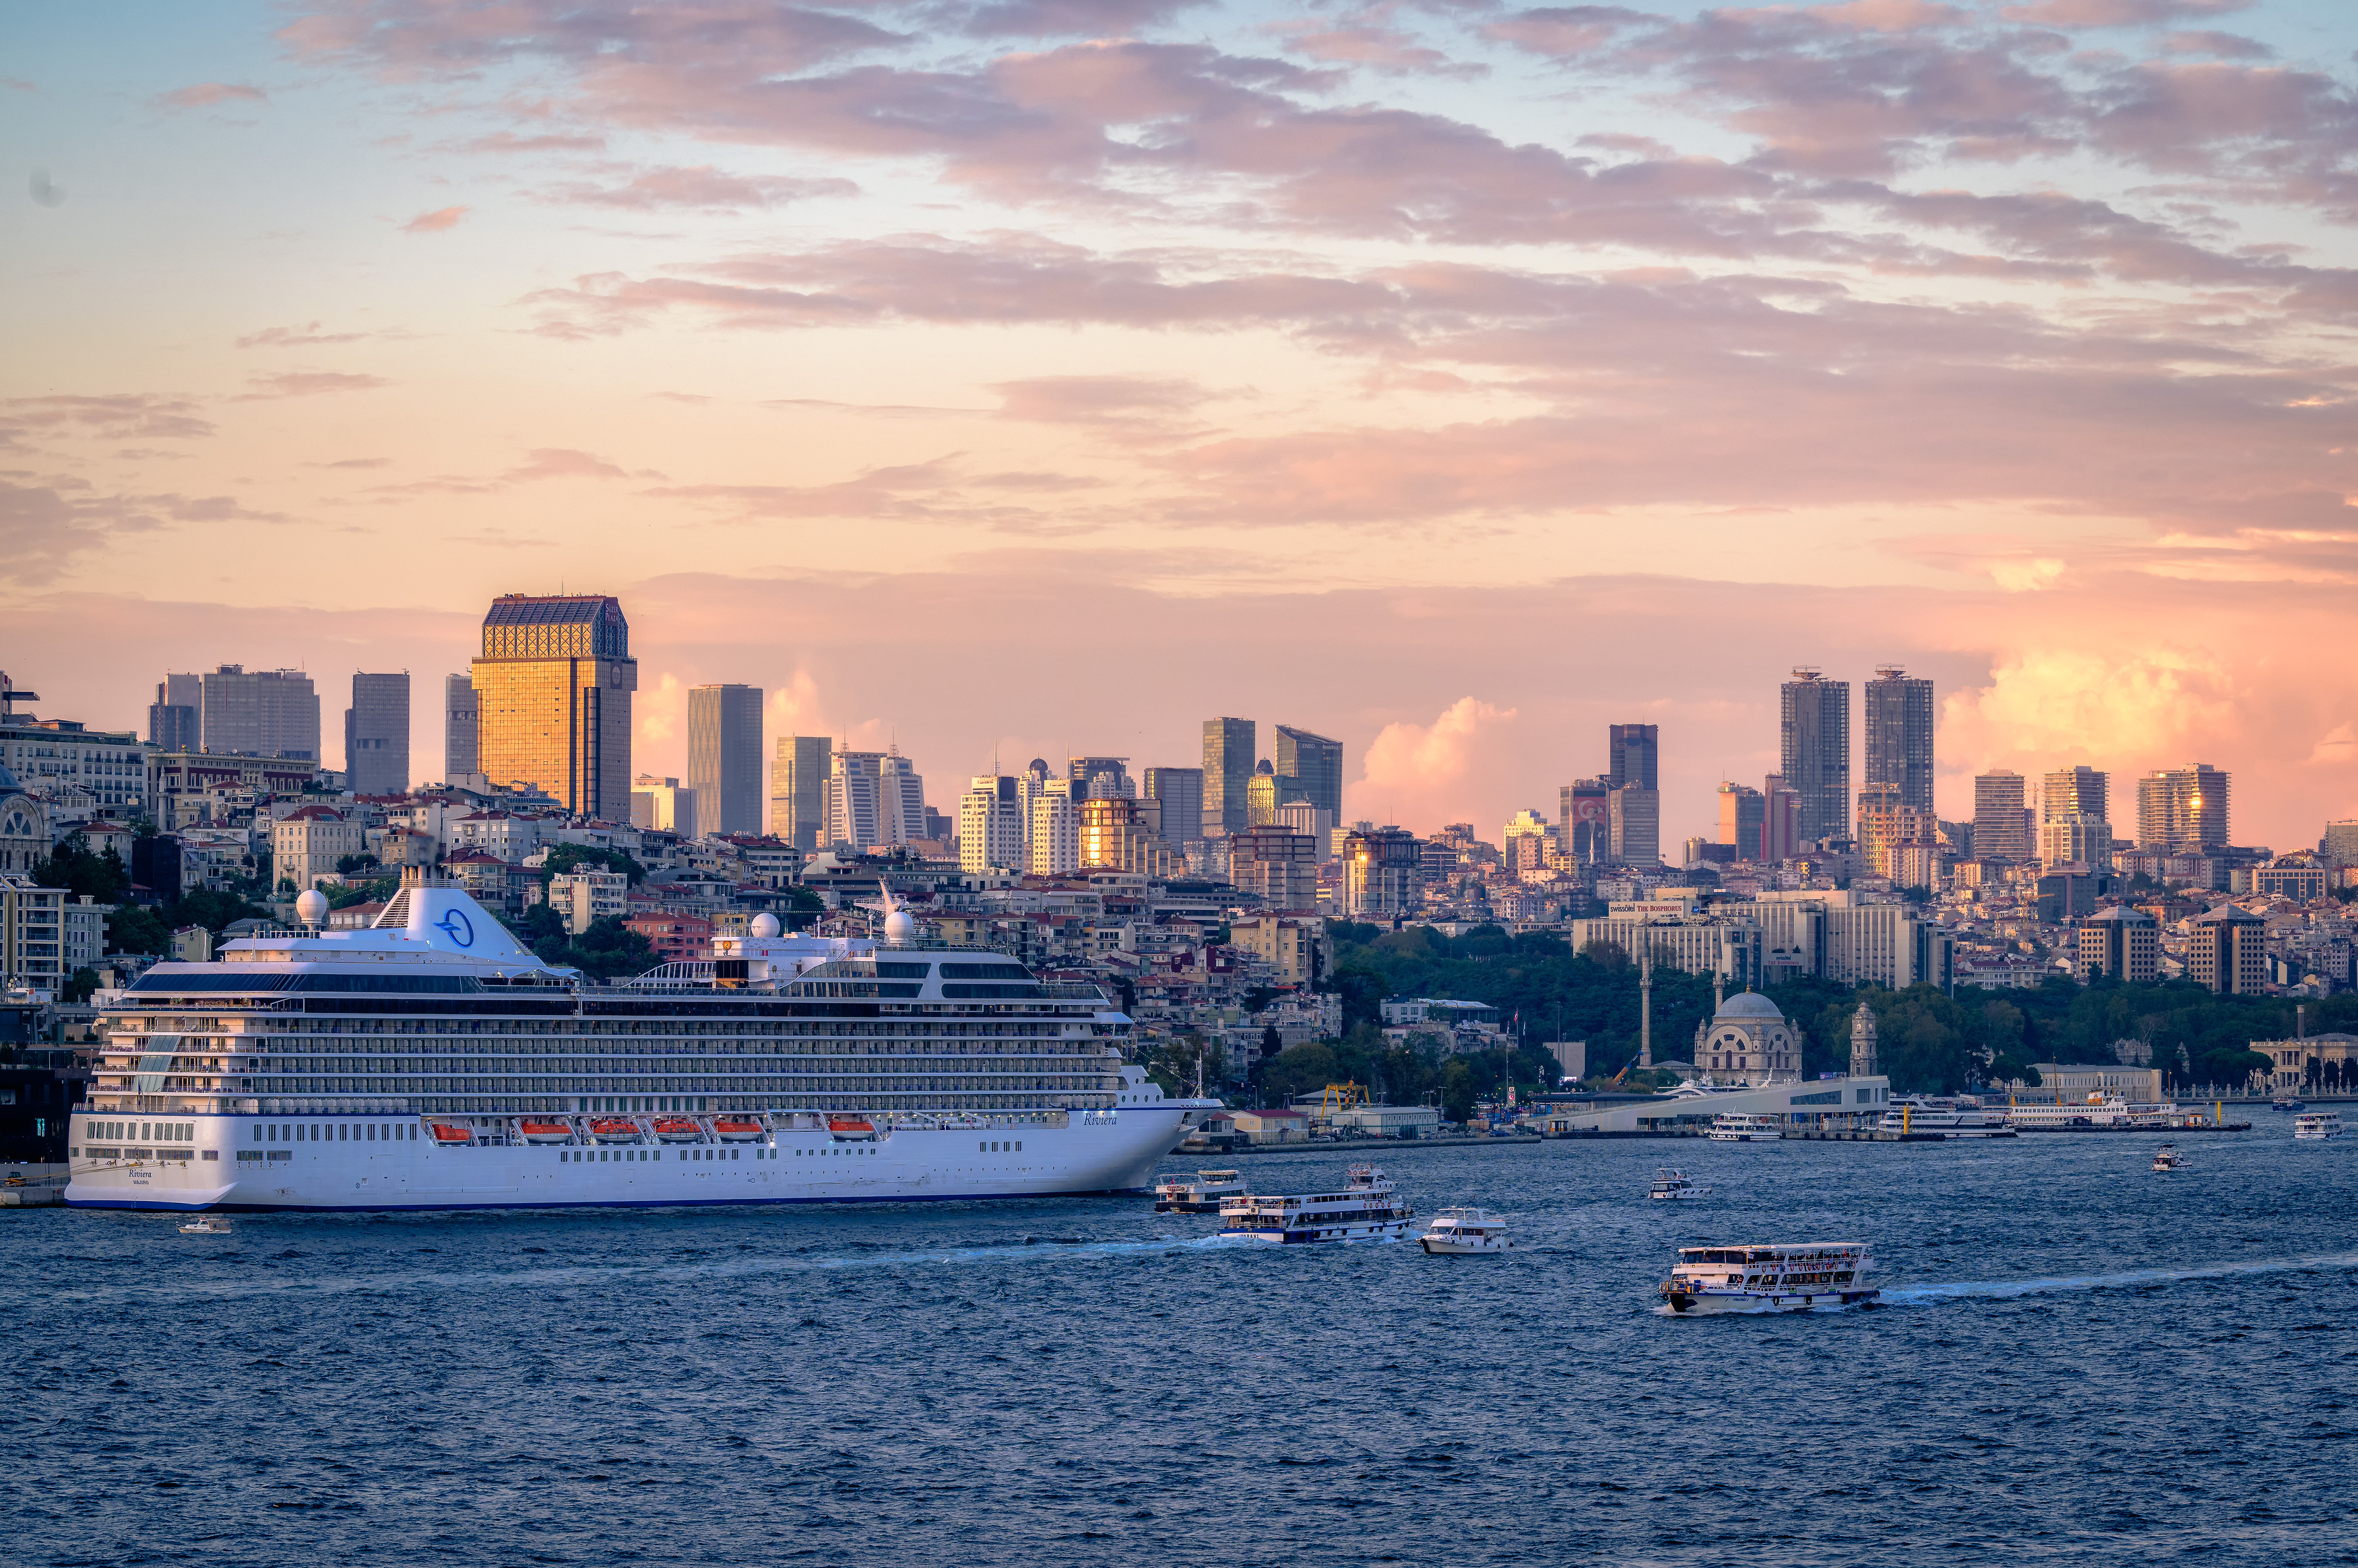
[{"left": 7, "top": 1130, "right": 2355, "bottom": 1567}]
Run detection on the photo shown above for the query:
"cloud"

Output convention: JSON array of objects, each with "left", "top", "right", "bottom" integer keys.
[
  {"left": 400, "top": 205, "right": 468, "bottom": 233},
  {"left": 545, "top": 165, "right": 855, "bottom": 211},
  {"left": 1351, "top": 696, "right": 1519, "bottom": 827},
  {"left": 990, "top": 374, "right": 1208, "bottom": 429},
  {"left": 156, "top": 83, "right": 268, "bottom": 111},
  {"left": 0, "top": 393, "right": 215, "bottom": 444},
  {"left": 502, "top": 447, "right": 634, "bottom": 482},
  {"left": 1996, "top": 0, "right": 2248, "bottom": 26},
  {"left": 236, "top": 321, "right": 372, "bottom": 348},
  {"left": 2307, "top": 722, "right": 2358, "bottom": 766},
  {"left": 0, "top": 479, "right": 286, "bottom": 584},
  {"left": 234, "top": 371, "right": 393, "bottom": 399},
  {"left": 1936, "top": 647, "right": 2239, "bottom": 784}
]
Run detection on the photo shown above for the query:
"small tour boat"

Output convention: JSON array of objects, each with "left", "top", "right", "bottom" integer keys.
[
  {"left": 590, "top": 1117, "right": 642, "bottom": 1144},
  {"left": 1709, "top": 1114, "right": 1782, "bottom": 1143},
  {"left": 177, "top": 1216, "right": 233, "bottom": 1235},
  {"left": 2152, "top": 1142, "right": 2184, "bottom": 1172},
  {"left": 428, "top": 1122, "right": 473, "bottom": 1145},
  {"left": 828, "top": 1117, "right": 878, "bottom": 1141},
  {"left": 1659, "top": 1242, "right": 1878, "bottom": 1314},
  {"left": 1219, "top": 1165, "right": 1414, "bottom": 1243},
  {"left": 1419, "top": 1208, "right": 1512, "bottom": 1253},
  {"left": 1649, "top": 1167, "right": 1709, "bottom": 1200},
  {"left": 1155, "top": 1169, "right": 1246, "bottom": 1213},
  {"left": 2293, "top": 1111, "right": 2344, "bottom": 1141},
  {"left": 652, "top": 1117, "right": 703, "bottom": 1143},
  {"left": 2273, "top": 1094, "right": 2306, "bottom": 1113},
  {"left": 517, "top": 1119, "right": 575, "bottom": 1145},
  {"left": 712, "top": 1118, "right": 767, "bottom": 1142}
]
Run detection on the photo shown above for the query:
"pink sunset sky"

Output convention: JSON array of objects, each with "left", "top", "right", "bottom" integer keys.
[{"left": 3, "top": 0, "right": 2355, "bottom": 848}]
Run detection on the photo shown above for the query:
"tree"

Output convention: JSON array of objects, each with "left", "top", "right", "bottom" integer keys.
[
  {"left": 106, "top": 904, "right": 172, "bottom": 956},
  {"left": 1256, "top": 1042, "right": 1342, "bottom": 1105},
  {"left": 335, "top": 853, "right": 381, "bottom": 875},
  {"left": 1440, "top": 1059, "right": 1476, "bottom": 1123},
  {"left": 30, "top": 833, "right": 131, "bottom": 903},
  {"left": 61, "top": 967, "right": 99, "bottom": 1004},
  {"left": 540, "top": 843, "right": 647, "bottom": 886}
]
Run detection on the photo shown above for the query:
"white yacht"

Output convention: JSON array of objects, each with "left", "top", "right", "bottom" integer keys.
[
  {"left": 1658, "top": 1242, "right": 1878, "bottom": 1314},
  {"left": 1154, "top": 1169, "right": 1246, "bottom": 1213},
  {"left": 2151, "top": 1142, "right": 2184, "bottom": 1172},
  {"left": 1648, "top": 1168, "right": 1708, "bottom": 1200},
  {"left": 1879, "top": 1098, "right": 2016, "bottom": 1138},
  {"left": 1709, "top": 1114, "right": 1781, "bottom": 1142},
  {"left": 1218, "top": 1165, "right": 1413, "bottom": 1243},
  {"left": 1418, "top": 1208, "right": 1512, "bottom": 1253},
  {"left": 2293, "top": 1111, "right": 2343, "bottom": 1141}
]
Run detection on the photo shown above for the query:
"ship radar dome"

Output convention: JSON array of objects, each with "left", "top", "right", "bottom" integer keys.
[
  {"left": 749, "top": 912, "right": 782, "bottom": 939},
  {"left": 883, "top": 908, "right": 916, "bottom": 945},
  {"left": 294, "top": 888, "right": 329, "bottom": 928}
]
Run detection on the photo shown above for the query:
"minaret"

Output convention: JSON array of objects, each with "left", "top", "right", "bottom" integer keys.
[
  {"left": 1850, "top": 1002, "right": 1878, "bottom": 1078},
  {"left": 1638, "top": 942, "right": 1653, "bottom": 1069}
]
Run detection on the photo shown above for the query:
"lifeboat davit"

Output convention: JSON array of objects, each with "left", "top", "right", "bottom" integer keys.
[
  {"left": 712, "top": 1118, "right": 765, "bottom": 1142},
  {"left": 428, "top": 1122, "right": 473, "bottom": 1145},
  {"left": 590, "top": 1117, "right": 642, "bottom": 1143},
  {"left": 828, "top": 1116, "right": 877, "bottom": 1140},
  {"left": 652, "top": 1117, "right": 703, "bottom": 1143},
  {"left": 518, "top": 1119, "right": 574, "bottom": 1144}
]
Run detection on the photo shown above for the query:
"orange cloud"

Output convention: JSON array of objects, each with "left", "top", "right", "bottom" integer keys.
[{"left": 400, "top": 205, "right": 468, "bottom": 233}]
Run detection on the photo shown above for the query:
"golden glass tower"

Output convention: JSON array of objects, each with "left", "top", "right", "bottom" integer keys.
[{"left": 470, "top": 594, "right": 637, "bottom": 819}]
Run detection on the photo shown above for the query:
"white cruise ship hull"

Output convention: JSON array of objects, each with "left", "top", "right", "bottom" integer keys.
[{"left": 67, "top": 1111, "right": 1192, "bottom": 1213}]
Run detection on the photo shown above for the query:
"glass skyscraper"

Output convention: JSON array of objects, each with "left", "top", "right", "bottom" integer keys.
[
  {"left": 1273, "top": 725, "right": 1343, "bottom": 817},
  {"left": 1862, "top": 666, "right": 1934, "bottom": 812},
  {"left": 687, "top": 683, "right": 764, "bottom": 836},
  {"left": 470, "top": 594, "right": 637, "bottom": 820},
  {"left": 1779, "top": 669, "right": 1851, "bottom": 843},
  {"left": 1202, "top": 717, "right": 1254, "bottom": 837}
]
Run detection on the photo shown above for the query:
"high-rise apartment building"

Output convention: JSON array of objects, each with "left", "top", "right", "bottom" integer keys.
[
  {"left": 1273, "top": 726, "right": 1343, "bottom": 818},
  {"left": 2190, "top": 905, "right": 2264, "bottom": 995},
  {"left": 443, "top": 674, "right": 478, "bottom": 781},
  {"left": 769, "top": 736, "right": 831, "bottom": 849},
  {"left": 470, "top": 594, "right": 637, "bottom": 819},
  {"left": 1142, "top": 766, "right": 1203, "bottom": 847},
  {"left": 1608, "top": 786, "right": 1659, "bottom": 865},
  {"left": 1079, "top": 796, "right": 1169, "bottom": 878},
  {"left": 1862, "top": 666, "right": 1934, "bottom": 812},
  {"left": 880, "top": 750, "right": 926, "bottom": 845},
  {"left": 149, "top": 674, "right": 200, "bottom": 752},
  {"left": 2042, "top": 765, "right": 2107, "bottom": 825},
  {"left": 1342, "top": 826, "right": 1423, "bottom": 920},
  {"left": 1029, "top": 779, "right": 1077, "bottom": 875},
  {"left": 2324, "top": 820, "right": 2358, "bottom": 868},
  {"left": 2076, "top": 906, "right": 2157, "bottom": 984},
  {"left": 1973, "top": 771, "right": 2031, "bottom": 862},
  {"left": 1762, "top": 775, "right": 1802, "bottom": 863},
  {"left": 1855, "top": 784, "right": 1938, "bottom": 880},
  {"left": 686, "top": 683, "right": 763, "bottom": 837},
  {"left": 344, "top": 671, "right": 410, "bottom": 796},
  {"left": 1717, "top": 782, "right": 1764, "bottom": 862},
  {"left": 959, "top": 775, "right": 1023, "bottom": 873},
  {"left": 826, "top": 750, "right": 885, "bottom": 849},
  {"left": 1202, "top": 717, "right": 1254, "bottom": 837},
  {"left": 2138, "top": 765, "right": 2229, "bottom": 853},
  {"left": 1560, "top": 778, "right": 1610, "bottom": 861},
  {"left": 2041, "top": 812, "right": 2113, "bottom": 873},
  {"left": 1066, "top": 756, "right": 1133, "bottom": 799},
  {"left": 201, "top": 665, "right": 321, "bottom": 760},
  {"left": 1779, "top": 669, "right": 1850, "bottom": 842},
  {"left": 1228, "top": 824, "right": 1320, "bottom": 906},
  {"left": 1607, "top": 723, "right": 1659, "bottom": 791}
]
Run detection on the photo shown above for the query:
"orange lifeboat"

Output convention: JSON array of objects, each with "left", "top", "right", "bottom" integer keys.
[
  {"left": 712, "top": 1118, "right": 765, "bottom": 1142},
  {"left": 590, "top": 1117, "right": 642, "bottom": 1143},
  {"left": 652, "top": 1117, "right": 702, "bottom": 1143},
  {"left": 428, "top": 1122, "right": 473, "bottom": 1145},
  {"left": 828, "top": 1116, "right": 877, "bottom": 1140},
  {"left": 519, "top": 1119, "right": 574, "bottom": 1144}
]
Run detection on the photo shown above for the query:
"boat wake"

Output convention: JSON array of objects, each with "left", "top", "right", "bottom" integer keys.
[{"left": 1881, "top": 1249, "right": 2358, "bottom": 1307}]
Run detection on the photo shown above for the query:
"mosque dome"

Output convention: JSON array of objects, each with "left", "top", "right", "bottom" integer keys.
[{"left": 1715, "top": 989, "right": 1784, "bottom": 1022}]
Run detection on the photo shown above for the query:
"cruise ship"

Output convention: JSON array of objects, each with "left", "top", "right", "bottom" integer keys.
[{"left": 66, "top": 882, "right": 1215, "bottom": 1212}]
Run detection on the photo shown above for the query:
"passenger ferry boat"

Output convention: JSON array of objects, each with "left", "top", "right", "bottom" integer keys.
[
  {"left": 1218, "top": 1165, "right": 1413, "bottom": 1243},
  {"left": 1878, "top": 1097, "right": 2014, "bottom": 1138},
  {"left": 2007, "top": 1096, "right": 2184, "bottom": 1130},
  {"left": 2293, "top": 1111, "right": 2343, "bottom": 1141},
  {"left": 1155, "top": 1169, "right": 1246, "bottom": 1212},
  {"left": 1658, "top": 1242, "right": 1878, "bottom": 1314},
  {"left": 1648, "top": 1167, "right": 1708, "bottom": 1200},
  {"left": 67, "top": 881, "right": 1215, "bottom": 1212},
  {"left": 1418, "top": 1207, "right": 1512, "bottom": 1253},
  {"left": 1709, "top": 1114, "right": 1781, "bottom": 1142}
]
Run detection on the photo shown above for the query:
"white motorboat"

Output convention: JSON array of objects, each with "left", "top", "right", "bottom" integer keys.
[
  {"left": 1155, "top": 1169, "right": 1246, "bottom": 1213},
  {"left": 1648, "top": 1167, "right": 1709, "bottom": 1200},
  {"left": 177, "top": 1216, "right": 233, "bottom": 1234},
  {"left": 1419, "top": 1208, "right": 1512, "bottom": 1253},
  {"left": 1709, "top": 1114, "right": 1782, "bottom": 1143},
  {"left": 1219, "top": 1165, "right": 1414, "bottom": 1243},
  {"left": 2151, "top": 1142, "right": 2184, "bottom": 1172},
  {"left": 1658, "top": 1242, "right": 1878, "bottom": 1314},
  {"left": 2293, "top": 1111, "right": 2343, "bottom": 1141}
]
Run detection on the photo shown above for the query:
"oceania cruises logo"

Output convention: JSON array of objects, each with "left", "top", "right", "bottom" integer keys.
[{"left": 433, "top": 908, "right": 475, "bottom": 948}]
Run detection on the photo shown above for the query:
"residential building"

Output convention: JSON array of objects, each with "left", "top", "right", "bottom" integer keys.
[
  {"left": 625, "top": 911, "right": 714, "bottom": 965},
  {"left": 2043, "top": 765, "right": 2107, "bottom": 825},
  {"left": 1079, "top": 796, "right": 1170, "bottom": 878},
  {"left": 959, "top": 775, "right": 1025, "bottom": 873},
  {"left": 1, "top": 876, "right": 111, "bottom": 989},
  {"left": 1973, "top": 771, "right": 2031, "bottom": 863},
  {"left": 1861, "top": 666, "right": 1934, "bottom": 812},
  {"left": 879, "top": 750, "right": 927, "bottom": 846},
  {"left": 443, "top": 674, "right": 479, "bottom": 782},
  {"left": 148, "top": 674, "right": 200, "bottom": 752},
  {"left": 201, "top": 664, "right": 321, "bottom": 760},
  {"left": 1560, "top": 777, "right": 1610, "bottom": 861},
  {"left": 1229, "top": 825, "right": 1320, "bottom": 905},
  {"left": 1607, "top": 723, "right": 1659, "bottom": 790},
  {"left": 1717, "top": 782, "right": 1764, "bottom": 862},
  {"left": 2322, "top": 821, "right": 2358, "bottom": 868},
  {"left": 2041, "top": 812, "right": 2114, "bottom": 874},
  {"left": 1779, "top": 668, "right": 1851, "bottom": 841},
  {"left": 2, "top": 714, "right": 149, "bottom": 816},
  {"left": 344, "top": 671, "right": 410, "bottom": 796},
  {"left": 546, "top": 867, "right": 627, "bottom": 935},
  {"left": 1068, "top": 756, "right": 1133, "bottom": 799},
  {"left": 1228, "top": 914, "right": 1327, "bottom": 987},
  {"left": 1608, "top": 785, "right": 1659, "bottom": 865},
  {"left": 1142, "top": 766, "right": 1203, "bottom": 848},
  {"left": 769, "top": 735, "right": 832, "bottom": 849},
  {"left": 1565, "top": 913, "right": 1762, "bottom": 990},
  {"left": 1342, "top": 826, "right": 1422, "bottom": 920},
  {"left": 686, "top": 684, "right": 763, "bottom": 836},
  {"left": 825, "top": 750, "right": 885, "bottom": 849},
  {"left": 1202, "top": 717, "right": 1254, "bottom": 837},
  {"left": 1029, "top": 780, "right": 1078, "bottom": 875},
  {"left": 2076, "top": 905, "right": 2159, "bottom": 983},
  {"left": 2138, "top": 764, "right": 2230, "bottom": 853},
  {"left": 470, "top": 594, "right": 638, "bottom": 819},
  {"left": 1274, "top": 726, "right": 1343, "bottom": 818},
  {"left": 2189, "top": 905, "right": 2265, "bottom": 995},
  {"left": 1762, "top": 775, "right": 1802, "bottom": 863},
  {"left": 629, "top": 775, "right": 698, "bottom": 838},
  {"left": 271, "top": 804, "right": 367, "bottom": 892}
]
